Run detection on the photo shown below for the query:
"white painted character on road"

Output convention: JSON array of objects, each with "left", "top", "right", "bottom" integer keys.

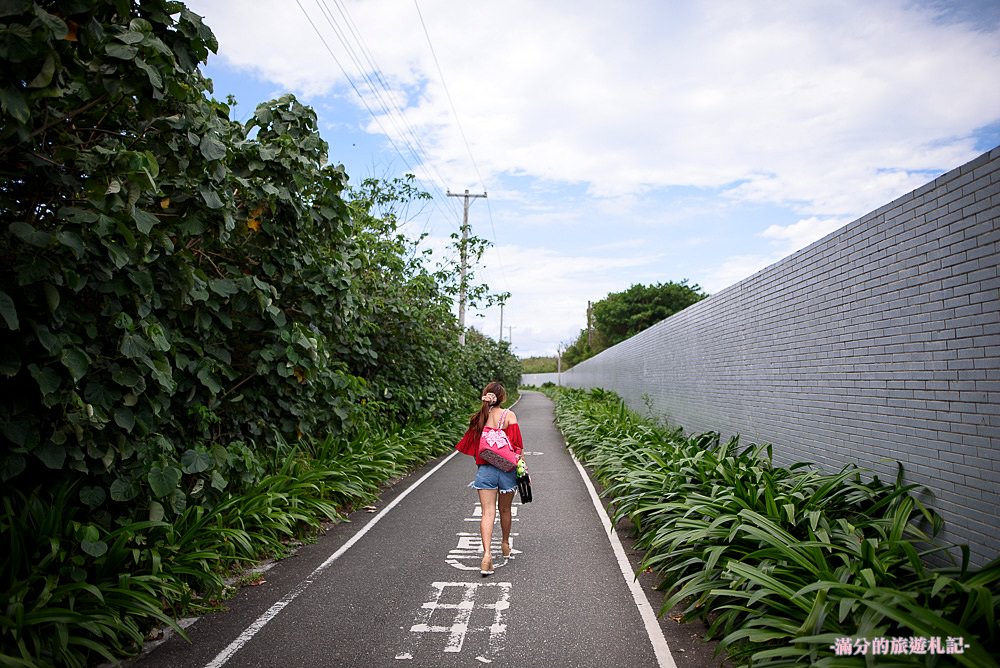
[{"left": 395, "top": 582, "right": 512, "bottom": 664}]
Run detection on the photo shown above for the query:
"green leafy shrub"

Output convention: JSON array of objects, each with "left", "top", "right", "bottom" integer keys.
[
  {"left": 0, "top": 1, "right": 509, "bottom": 664},
  {"left": 457, "top": 328, "right": 521, "bottom": 394},
  {"left": 548, "top": 387, "right": 1000, "bottom": 667},
  {"left": 0, "top": 415, "right": 464, "bottom": 666}
]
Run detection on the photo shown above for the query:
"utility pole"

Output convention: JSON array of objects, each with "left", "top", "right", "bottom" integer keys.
[
  {"left": 497, "top": 292, "right": 510, "bottom": 343},
  {"left": 447, "top": 188, "right": 487, "bottom": 346},
  {"left": 587, "top": 300, "right": 593, "bottom": 348},
  {"left": 556, "top": 347, "right": 562, "bottom": 386}
]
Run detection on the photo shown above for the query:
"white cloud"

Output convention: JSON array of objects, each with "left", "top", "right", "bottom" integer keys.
[
  {"left": 469, "top": 243, "right": 663, "bottom": 356},
  {"left": 701, "top": 216, "right": 853, "bottom": 294},
  {"left": 190, "top": 0, "right": 1000, "bottom": 210},
  {"left": 185, "top": 0, "right": 1000, "bottom": 356},
  {"left": 760, "top": 216, "right": 853, "bottom": 253},
  {"left": 701, "top": 253, "right": 784, "bottom": 295}
]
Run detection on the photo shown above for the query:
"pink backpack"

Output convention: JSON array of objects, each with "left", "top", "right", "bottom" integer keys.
[{"left": 478, "top": 409, "right": 518, "bottom": 472}]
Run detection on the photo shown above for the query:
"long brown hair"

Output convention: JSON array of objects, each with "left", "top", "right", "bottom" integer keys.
[{"left": 468, "top": 381, "right": 507, "bottom": 434}]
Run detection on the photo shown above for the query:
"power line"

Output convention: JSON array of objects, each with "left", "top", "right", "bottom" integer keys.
[
  {"left": 412, "top": 0, "right": 485, "bottom": 189},
  {"left": 317, "top": 0, "right": 464, "bottom": 228},
  {"left": 412, "top": 0, "right": 509, "bottom": 293},
  {"left": 295, "top": 0, "right": 462, "bottom": 228},
  {"left": 299, "top": 0, "right": 510, "bottom": 317}
]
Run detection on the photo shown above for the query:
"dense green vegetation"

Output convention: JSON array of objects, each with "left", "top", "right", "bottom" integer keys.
[
  {"left": 520, "top": 355, "right": 557, "bottom": 374},
  {"left": 562, "top": 280, "right": 706, "bottom": 367},
  {"left": 0, "top": 2, "right": 518, "bottom": 664},
  {"left": 548, "top": 387, "right": 999, "bottom": 667}
]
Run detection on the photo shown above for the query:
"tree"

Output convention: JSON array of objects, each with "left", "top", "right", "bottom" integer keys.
[
  {"left": 457, "top": 328, "right": 521, "bottom": 394},
  {"left": 561, "top": 280, "right": 707, "bottom": 367},
  {"left": 592, "top": 280, "right": 707, "bottom": 347},
  {"left": 520, "top": 356, "right": 557, "bottom": 373},
  {"left": 0, "top": 3, "right": 513, "bottom": 664},
  {"left": 344, "top": 174, "right": 462, "bottom": 422}
]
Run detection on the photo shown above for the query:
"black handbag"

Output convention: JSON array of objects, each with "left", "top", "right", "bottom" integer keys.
[{"left": 516, "top": 472, "right": 532, "bottom": 503}]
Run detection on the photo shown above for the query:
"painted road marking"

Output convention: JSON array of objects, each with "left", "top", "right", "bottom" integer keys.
[
  {"left": 465, "top": 501, "right": 520, "bottom": 522},
  {"left": 446, "top": 532, "right": 521, "bottom": 570},
  {"left": 395, "top": 582, "right": 512, "bottom": 662},
  {"left": 202, "top": 451, "right": 462, "bottom": 668},
  {"left": 569, "top": 447, "right": 678, "bottom": 668}
]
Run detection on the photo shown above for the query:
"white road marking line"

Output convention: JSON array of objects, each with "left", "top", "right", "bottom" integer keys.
[
  {"left": 203, "top": 450, "right": 462, "bottom": 668},
  {"left": 465, "top": 502, "right": 520, "bottom": 522},
  {"left": 569, "top": 447, "right": 678, "bottom": 668},
  {"left": 446, "top": 532, "right": 520, "bottom": 569},
  {"left": 397, "top": 582, "right": 512, "bottom": 660}
]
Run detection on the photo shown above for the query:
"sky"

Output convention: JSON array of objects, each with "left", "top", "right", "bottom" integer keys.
[{"left": 183, "top": 0, "right": 1000, "bottom": 357}]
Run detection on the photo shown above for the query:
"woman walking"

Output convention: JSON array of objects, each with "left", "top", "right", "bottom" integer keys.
[{"left": 455, "top": 382, "right": 523, "bottom": 576}]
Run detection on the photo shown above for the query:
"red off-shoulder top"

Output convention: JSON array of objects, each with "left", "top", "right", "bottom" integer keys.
[{"left": 455, "top": 423, "right": 524, "bottom": 466}]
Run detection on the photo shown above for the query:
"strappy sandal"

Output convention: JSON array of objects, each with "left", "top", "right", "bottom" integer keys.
[{"left": 480, "top": 554, "right": 494, "bottom": 577}]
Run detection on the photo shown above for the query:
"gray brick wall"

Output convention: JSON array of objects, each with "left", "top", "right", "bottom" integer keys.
[
  {"left": 558, "top": 146, "right": 1000, "bottom": 567},
  {"left": 521, "top": 372, "right": 561, "bottom": 386}
]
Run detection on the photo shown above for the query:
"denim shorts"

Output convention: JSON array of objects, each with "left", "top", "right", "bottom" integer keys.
[{"left": 472, "top": 464, "right": 518, "bottom": 494}]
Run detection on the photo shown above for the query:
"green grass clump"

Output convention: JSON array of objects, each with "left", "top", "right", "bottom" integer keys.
[
  {"left": 0, "top": 417, "right": 462, "bottom": 667},
  {"left": 548, "top": 386, "right": 999, "bottom": 668}
]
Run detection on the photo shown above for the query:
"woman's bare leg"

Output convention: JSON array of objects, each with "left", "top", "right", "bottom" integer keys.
[
  {"left": 498, "top": 490, "right": 514, "bottom": 556},
  {"left": 478, "top": 489, "right": 498, "bottom": 570}
]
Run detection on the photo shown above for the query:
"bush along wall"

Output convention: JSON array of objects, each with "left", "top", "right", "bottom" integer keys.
[
  {"left": 546, "top": 387, "right": 999, "bottom": 668},
  {"left": 0, "top": 1, "right": 519, "bottom": 665}
]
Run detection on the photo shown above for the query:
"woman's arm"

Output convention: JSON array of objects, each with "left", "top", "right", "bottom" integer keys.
[{"left": 504, "top": 423, "right": 524, "bottom": 456}]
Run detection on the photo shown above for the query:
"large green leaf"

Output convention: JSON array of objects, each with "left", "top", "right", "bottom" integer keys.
[
  {"left": 79, "top": 486, "right": 107, "bottom": 508},
  {"left": 134, "top": 57, "right": 162, "bottom": 89},
  {"left": 110, "top": 477, "right": 140, "bottom": 502},
  {"left": 199, "top": 186, "right": 224, "bottom": 209},
  {"left": 9, "top": 220, "right": 50, "bottom": 247},
  {"left": 114, "top": 407, "right": 135, "bottom": 432},
  {"left": 197, "top": 366, "right": 222, "bottom": 393},
  {"left": 181, "top": 449, "right": 213, "bottom": 474},
  {"left": 0, "top": 453, "right": 26, "bottom": 481},
  {"left": 209, "top": 278, "right": 238, "bottom": 297},
  {"left": 112, "top": 366, "right": 142, "bottom": 387},
  {"left": 0, "top": 0, "right": 32, "bottom": 19},
  {"left": 0, "top": 22, "right": 33, "bottom": 62},
  {"left": 133, "top": 209, "right": 159, "bottom": 234},
  {"left": 0, "top": 86, "right": 27, "bottom": 122},
  {"left": 105, "top": 42, "right": 137, "bottom": 59},
  {"left": 0, "top": 289, "right": 17, "bottom": 329},
  {"left": 199, "top": 132, "right": 227, "bottom": 161},
  {"left": 34, "top": 442, "right": 66, "bottom": 469},
  {"left": 29, "top": 363, "right": 61, "bottom": 395},
  {"left": 60, "top": 348, "right": 90, "bottom": 383},
  {"left": 147, "top": 464, "right": 181, "bottom": 498}
]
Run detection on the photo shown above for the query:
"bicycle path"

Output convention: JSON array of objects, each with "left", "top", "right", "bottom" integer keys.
[{"left": 136, "top": 391, "right": 721, "bottom": 667}]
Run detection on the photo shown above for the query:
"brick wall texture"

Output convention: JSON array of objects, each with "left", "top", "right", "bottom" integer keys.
[{"left": 555, "top": 146, "right": 1000, "bottom": 566}]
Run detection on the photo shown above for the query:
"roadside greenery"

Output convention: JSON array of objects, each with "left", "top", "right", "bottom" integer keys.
[
  {"left": 1, "top": 418, "right": 464, "bottom": 667},
  {"left": 547, "top": 387, "right": 999, "bottom": 667},
  {"left": 0, "top": 2, "right": 518, "bottom": 665},
  {"left": 562, "top": 280, "right": 707, "bottom": 367},
  {"left": 520, "top": 355, "right": 557, "bottom": 374}
]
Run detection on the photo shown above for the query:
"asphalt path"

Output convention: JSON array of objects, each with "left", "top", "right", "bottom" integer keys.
[{"left": 136, "top": 391, "right": 726, "bottom": 668}]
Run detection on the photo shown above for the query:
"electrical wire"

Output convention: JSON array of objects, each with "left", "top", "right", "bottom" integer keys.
[
  {"left": 412, "top": 0, "right": 509, "bottom": 294},
  {"left": 317, "top": 0, "right": 464, "bottom": 229},
  {"left": 295, "top": 0, "right": 462, "bottom": 229},
  {"left": 299, "top": 0, "right": 510, "bottom": 322}
]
